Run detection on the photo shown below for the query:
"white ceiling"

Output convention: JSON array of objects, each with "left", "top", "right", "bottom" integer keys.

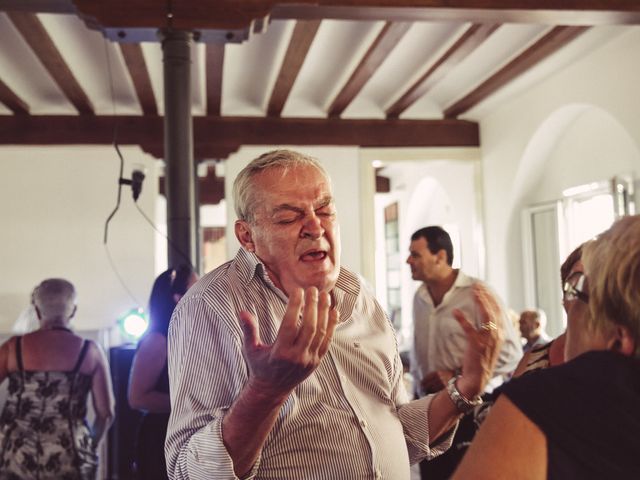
[{"left": 0, "top": 10, "right": 635, "bottom": 121}]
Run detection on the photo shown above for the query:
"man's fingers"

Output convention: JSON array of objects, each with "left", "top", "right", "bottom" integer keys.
[
  {"left": 474, "top": 284, "right": 502, "bottom": 330},
  {"left": 238, "top": 310, "right": 261, "bottom": 350},
  {"left": 309, "top": 291, "right": 330, "bottom": 351},
  {"left": 452, "top": 308, "right": 476, "bottom": 336},
  {"left": 296, "top": 287, "right": 319, "bottom": 347},
  {"left": 317, "top": 307, "right": 338, "bottom": 357},
  {"left": 278, "top": 288, "right": 304, "bottom": 344}
]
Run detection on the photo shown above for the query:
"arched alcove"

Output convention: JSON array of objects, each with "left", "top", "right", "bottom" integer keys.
[{"left": 505, "top": 103, "right": 640, "bottom": 334}]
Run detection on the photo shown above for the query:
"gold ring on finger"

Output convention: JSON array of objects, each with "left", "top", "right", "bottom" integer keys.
[{"left": 479, "top": 322, "right": 497, "bottom": 332}]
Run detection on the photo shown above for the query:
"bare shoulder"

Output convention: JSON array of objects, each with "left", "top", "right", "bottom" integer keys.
[
  {"left": 452, "top": 395, "right": 547, "bottom": 479},
  {"left": 135, "top": 332, "right": 168, "bottom": 358},
  {"left": 139, "top": 331, "right": 167, "bottom": 347},
  {"left": 0, "top": 336, "right": 18, "bottom": 371},
  {"left": 79, "top": 338, "right": 108, "bottom": 371}
]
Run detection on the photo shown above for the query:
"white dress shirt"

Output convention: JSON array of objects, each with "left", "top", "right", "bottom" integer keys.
[{"left": 166, "top": 248, "right": 454, "bottom": 479}]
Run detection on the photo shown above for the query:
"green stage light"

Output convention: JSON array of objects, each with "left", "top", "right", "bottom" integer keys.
[{"left": 118, "top": 307, "right": 148, "bottom": 342}]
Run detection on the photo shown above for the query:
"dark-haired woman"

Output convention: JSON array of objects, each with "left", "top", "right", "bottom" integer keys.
[{"left": 128, "top": 265, "right": 197, "bottom": 480}]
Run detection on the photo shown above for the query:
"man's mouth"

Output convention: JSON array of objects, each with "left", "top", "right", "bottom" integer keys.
[{"left": 300, "top": 250, "right": 328, "bottom": 262}]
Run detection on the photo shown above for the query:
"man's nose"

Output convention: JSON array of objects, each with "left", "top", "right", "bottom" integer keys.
[{"left": 300, "top": 213, "right": 324, "bottom": 239}]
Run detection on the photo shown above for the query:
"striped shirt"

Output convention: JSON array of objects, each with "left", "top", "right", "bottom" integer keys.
[{"left": 166, "top": 248, "right": 454, "bottom": 479}]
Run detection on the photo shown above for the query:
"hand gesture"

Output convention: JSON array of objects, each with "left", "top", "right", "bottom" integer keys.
[
  {"left": 238, "top": 287, "right": 338, "bottom": 402},
  {"left": 452, "top": 284, "right": 503, "bottom": 399}
]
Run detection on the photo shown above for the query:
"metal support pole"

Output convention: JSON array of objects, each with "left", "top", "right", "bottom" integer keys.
[{"left": 160, "top": 30, "right": 198, "bottom": 271}]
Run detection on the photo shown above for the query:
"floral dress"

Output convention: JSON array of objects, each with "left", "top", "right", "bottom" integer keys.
[{"left": 0, "top": 338, "right": 97, "bottom": 479}]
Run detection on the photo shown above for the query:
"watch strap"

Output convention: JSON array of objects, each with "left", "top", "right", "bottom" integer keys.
[{"left": 446, "top": 375, "right": 483, "bottom": 414}]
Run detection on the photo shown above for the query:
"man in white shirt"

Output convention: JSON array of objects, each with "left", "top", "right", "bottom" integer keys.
[
  {"left": 166, "top": 151, "right": 504, "bottom": 480},
  {"left": 407, "top": 226, "right": 522, "bottom": 480},
  {"left": 407, "top": 226, "right": 522, "bottom": 397}
]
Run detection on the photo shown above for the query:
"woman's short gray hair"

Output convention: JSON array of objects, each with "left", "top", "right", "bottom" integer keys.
[
  {"left": 33, "top": 278, "right": 76, "bottom": 321},
  {"left": 582, "top": 214, "right": 640, "bottom": 358},
  {"left": 232, "top": 149, "right": 330, "bottom": 223}
]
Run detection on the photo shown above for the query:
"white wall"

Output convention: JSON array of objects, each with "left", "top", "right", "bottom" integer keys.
[
  {"left": 223, "top": 146, "right": 364, "bottom": 275},
  {"left": 480, "top": 27, "right": 640, "bottom": 310},
  {"left": 0, "top": 145, "right": 158, "bottom": 333}
]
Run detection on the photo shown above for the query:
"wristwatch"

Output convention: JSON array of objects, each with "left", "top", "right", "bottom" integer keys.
[{"left": 446, "top": 376, "right": 483, "bottom": 414}]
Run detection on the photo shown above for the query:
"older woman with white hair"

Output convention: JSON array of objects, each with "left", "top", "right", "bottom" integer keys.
[
  {"left": 453, "top": 215, "right": 640, "bottom": 479},
  {"left": 0, "top": 278, "right": 115, "bottom": 479}
]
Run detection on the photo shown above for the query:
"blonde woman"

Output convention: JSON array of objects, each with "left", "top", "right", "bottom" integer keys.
[{"left": 454, "top": 215, "right": 640, "bottom": 479}]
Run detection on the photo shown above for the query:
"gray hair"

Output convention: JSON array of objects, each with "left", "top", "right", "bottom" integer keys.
[
  {"left": 232, "top": 149, "right": 330, "bottom": 223},
  {"left": 33, "top": 278, "right": 76, "bottom": 321}
]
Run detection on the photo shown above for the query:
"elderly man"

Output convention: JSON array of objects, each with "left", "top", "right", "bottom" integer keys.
[
  {"left": 166, "top": 150, "right": 502, "bottom": 479},
  {"left": 519, "top": 309, "right": 551, "bottom": 352}
]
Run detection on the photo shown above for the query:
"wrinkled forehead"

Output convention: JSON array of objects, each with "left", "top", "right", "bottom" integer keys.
[{"left": 254, "top": 165, "right": 333, "bottom": 201}]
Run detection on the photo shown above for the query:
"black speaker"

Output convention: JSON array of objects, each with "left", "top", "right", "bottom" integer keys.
[{"left": 108, "top": 345, "right": 142, "bottom": 480}]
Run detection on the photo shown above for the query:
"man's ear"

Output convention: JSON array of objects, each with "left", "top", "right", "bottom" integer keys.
[
  {"left": 235, "top": 220, "right": 256, "bottom": 252},
  {"left": 436, "top": 249, "right": 447, "bottom": 265},
  {"left": 609, "top": 324, "right": 636, "bottom": 357},
  {"left": 69, "top": 305, "right": 77, "bottom": 320}
]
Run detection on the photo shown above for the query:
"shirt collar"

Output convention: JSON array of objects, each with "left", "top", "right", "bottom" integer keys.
[{"left": 452, "top": 269, "right": 473, "bottom": 288}]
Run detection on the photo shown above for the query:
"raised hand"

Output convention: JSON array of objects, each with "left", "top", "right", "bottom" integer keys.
[
  {"left": 238, "top": 287, "right": 338, "bottom": 401},
  {"left": 452, "top": 284, "right": 503, "bottom": 399}
]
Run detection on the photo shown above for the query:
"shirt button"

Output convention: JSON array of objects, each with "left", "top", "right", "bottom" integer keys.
[
  {"left": 375, "top": 469, "right": 381, "bottom": 479},
  {"left": 353, "top": 341, "right": 361, "bottom": 348},
  {"left": 359, "top": 419, "right": 367, "bottom": 428}
]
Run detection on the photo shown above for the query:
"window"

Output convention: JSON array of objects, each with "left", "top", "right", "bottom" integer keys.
[
  {"left": 522, "top": 174, "right": 635, "bottom": 336},
  {"left": 384, "top": 203, "right": 402, "bottom": 330}
]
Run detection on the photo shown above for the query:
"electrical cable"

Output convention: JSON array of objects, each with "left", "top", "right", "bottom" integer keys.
[
  {"left": 101, "top": 37, "right": 141, "bottom": 304},
  {"left": 103, "top": 137, "right": 125, "bottom": 245},
  {"left": 134, "top": 202, "right": 195, "bottom": 271},
  {"left": 104, "top": 242, "right": 141, "bottom": 306}
]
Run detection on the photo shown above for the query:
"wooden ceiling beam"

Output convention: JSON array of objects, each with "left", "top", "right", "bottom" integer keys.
[
  {"left": 7, "top": 12, "right": 94, "bottom": 114},
  {"left": 3, "top": 1, "right": 640, "bottom": 31},
  {"left": 0, "top": 115, "right": 479, "bottom": 149},
  {"left": 444, "top": 25, "right": 590, "bottom": 118},
  {"left": 273, "top": 2, "right": 640, "bottom": 26},
  {"left": 159, "top": 166, "right": 225, "bottom": 205},
  {"left": 0, "top": 78, "right": 29, "bottom": 115},
  {"left": 267, "top": 20, "right": 321, "bottom": 117},
  {"left": 119, "top": 43, "right": 158, "bottom": 115},
  {"left": 386, "top": 22, "right": 499, "bottom": 119},
  {"left": 56, "top": 1, "right": 640, "bottom": 34},
  {"left": 206, "top": 44, "right": 225, "bottom": 116},
  {"left": 328, "top": 21, "right": 411, "bottom": 118}
]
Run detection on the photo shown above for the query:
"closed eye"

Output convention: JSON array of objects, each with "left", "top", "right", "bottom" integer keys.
[{"left": 275, "top": 216, "right": 300, "bottom": 224}]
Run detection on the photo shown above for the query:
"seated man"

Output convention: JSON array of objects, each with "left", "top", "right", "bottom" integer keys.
[
  {"left": 165, "top": 149, "right": 503, "bottom": 479},
  {"left": 519, "top": 309, "right": 551, "bottom": 352}
]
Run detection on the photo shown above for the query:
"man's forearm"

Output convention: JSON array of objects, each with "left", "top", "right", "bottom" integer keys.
[{"left": 222, "top": 382, "right": 289, "bottom": 477}]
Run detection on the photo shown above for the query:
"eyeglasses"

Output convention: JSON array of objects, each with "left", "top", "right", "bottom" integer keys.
[{"left": 563, "top": 272, "right": 589, "bottom": 304}]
